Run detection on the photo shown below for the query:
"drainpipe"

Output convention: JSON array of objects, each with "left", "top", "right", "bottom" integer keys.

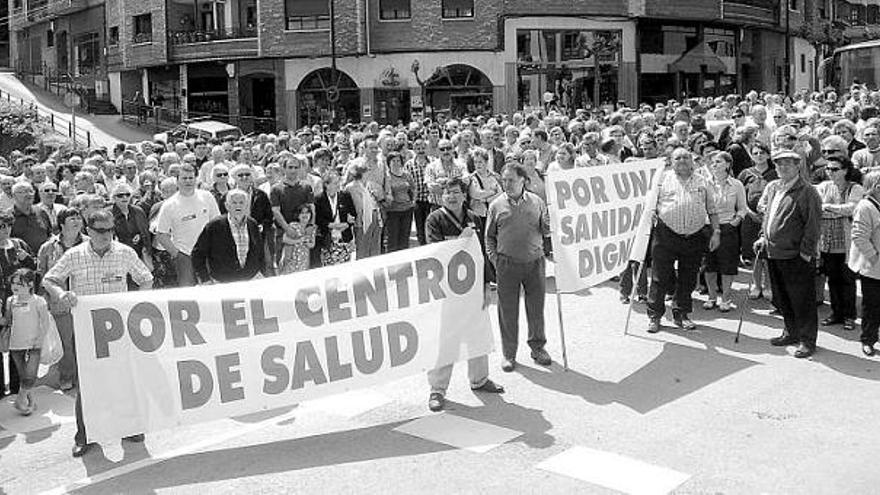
[{"left": 364, "top": 0, "right": 371, "bottom": 56}]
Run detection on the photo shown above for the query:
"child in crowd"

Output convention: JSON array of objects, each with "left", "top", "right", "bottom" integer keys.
[
  {"left": 6, "top": 268, "right": 53, "bottom": 415},
  {"left": 280, "top": 204, "right": 316, "bottom": 274}
]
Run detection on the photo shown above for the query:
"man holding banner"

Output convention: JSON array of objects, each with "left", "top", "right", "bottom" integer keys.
[
  {"left": 486, "top": 163, "right": 552, "bottom": 372},
  {"left": 647, "top": 147, "right": 721, "bottom": 333},
  {"left": 425, "top": 178, "right": 504, "bottom": 411},
  {"left": 42, "top": 210, "right": 154, "bottom": 458}
]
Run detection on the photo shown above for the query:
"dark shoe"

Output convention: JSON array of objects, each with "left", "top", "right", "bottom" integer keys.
[
  {"left": 862, "top": 344, "right": 876, "bottom": 357},
  {"left": 123, "top": 433, "right": 145, "bottom": 443},
  {"left": 636, "top": 295, "right": 648, "bottom": 304},
  {"left": 501, "top": 358, "right": 516, "bottom": 372},
  {"left": 72, "top": 443, "right": 92, "bottom": 458},
  {"left": 647, "top": 319, "right": 661, "bottom": 334},
  {"left": 843, "top": 318, "right": 856, "bottom": 331},
  {"left": 473, "top": 379, "right": 505, "bottom": 394},
  {"left": 531, "top": 348, "right": 552, "bottom": 366},
  {"left": 822, "top": 316, "right": 843, "bottom": 326},
  {"left": 428, "top": 392, "right": 444, "bottom": 412},
  {"left": 794, "top": 343, "right": 815, "bottom": 358},
  {"left": 620, "top": 295, "right": 631, "bottom": 304},
  {"left": 674, "top": 317, "right": 697, "bottom": 330},
  {"left": 770, "top": 334, "right": 798, "bottom": 347}
]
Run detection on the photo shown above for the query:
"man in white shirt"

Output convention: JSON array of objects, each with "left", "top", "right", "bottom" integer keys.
[{"left": 156, "top": 164, "right": 221, "bottom": 286}]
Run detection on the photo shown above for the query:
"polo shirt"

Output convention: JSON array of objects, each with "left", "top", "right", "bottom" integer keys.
[
  {"left": 269, "top": 180, "right": 314, "bottom": 223},
  {"left": 485, "top": 190, "right": 550, "bottom": 264}
]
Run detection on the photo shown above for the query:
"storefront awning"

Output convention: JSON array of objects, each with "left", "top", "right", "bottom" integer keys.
[{"left": 668, "top": 41, "right": 727, "bottom": 74}]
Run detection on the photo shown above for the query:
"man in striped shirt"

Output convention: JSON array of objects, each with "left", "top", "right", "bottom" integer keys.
[{"left": 647, "top": 147, "right": 721, "bottom": 333}]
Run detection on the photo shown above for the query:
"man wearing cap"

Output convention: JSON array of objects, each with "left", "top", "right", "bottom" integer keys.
[{"left": 754, "top": 149, "right": 822, "bottom": 358}]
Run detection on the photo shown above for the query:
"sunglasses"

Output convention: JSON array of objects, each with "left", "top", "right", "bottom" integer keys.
[
  {"left": 439, "top": 147, "right": 453, "bottom": 152},
  {"left": 237, "top": 173, "right": 252, "bottom": 177},
  {"left": 42, "top": 189, "right": 58, "bottom": 193},
  {"left": 115, "top": 192, "right": 132, "bottom": 198},
  {"left": 821, "top": 149, "right": 843, "bottom": 154},
  {"left": 825, "top": 167, "right": 842, "bottom": 172},
  {"left": 88, "top": 226, "right": 115, "bottom": 234},
  {"left": 215, "top": 173, "right": 228, "bottom": 177}
]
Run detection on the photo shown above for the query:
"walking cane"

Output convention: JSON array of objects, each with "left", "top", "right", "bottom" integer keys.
[
  {"left": 555, "top": 290, "right": 569, "bottom": 370},
  {"left": 735, "top": 278, "right": 753, "bottom": 344}
]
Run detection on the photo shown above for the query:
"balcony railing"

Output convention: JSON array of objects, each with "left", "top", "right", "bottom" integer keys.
[{"left": 168, "top": 27, "right": 257, "bottom": 45}]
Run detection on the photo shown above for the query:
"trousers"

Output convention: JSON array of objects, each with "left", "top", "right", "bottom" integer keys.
[
  {"left": 496, "top": 255, "right": 546, "bottom": 359},
  {"left": 859, "top": 275, "right": 880, "bottom": 346},
  {"left": 647, "top": 222, "right": 709, "bottom": 320},
  {"left": 768, "top": 257, "right": 819, "bottom": 347}
]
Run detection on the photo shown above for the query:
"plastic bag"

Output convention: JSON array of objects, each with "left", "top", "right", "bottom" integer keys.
[{"left": 39, "top": 314, "right": 62, "bottom": 367}]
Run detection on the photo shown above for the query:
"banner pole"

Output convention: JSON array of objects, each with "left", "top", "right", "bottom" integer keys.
[
  {"left": 623, "top": 260, "right": 647, "bottom": 336},
  {"left": 735, "top": 277, "right": 753, "bottom": 344},
  {"left": 555, "top": 289, "right": 569, "bottom": 370}
]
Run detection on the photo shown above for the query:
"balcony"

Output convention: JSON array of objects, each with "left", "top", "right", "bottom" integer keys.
[
  {"left": 722, "top": 0, "right": 779, "bottom": 28},
  {"left": 167, "top": 27, "right": 258, "bottom": 62}
]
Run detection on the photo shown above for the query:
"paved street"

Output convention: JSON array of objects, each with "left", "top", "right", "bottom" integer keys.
[
  {"left": 2, "top": 268, "right": 878, "bottom": 495},
  {"left": 0, "top": 72, "right": 153, "bottom": 148}
]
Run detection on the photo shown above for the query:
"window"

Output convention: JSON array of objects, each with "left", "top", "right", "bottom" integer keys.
[
  {"left": 74, "top": 33, "right": 100, "bottom": 76},
  {"left": 285, "top": 0, "right": 330, "bottom": 30},
  {"left": 108, "top": 26, "right": 119, "bottom": 46},
  {"left": 517, "top": 31, "right": 532, "bottom": 62},
  {"left": 868, "top": 5, "right": 879, "bottom": 24},
  {"left": 46, "top": 29, "right": 53, "bottom": 47},
  {"left": 788, "top": 0, "right": 798, "bottom": 11},
  {"left": 800, "top": 53, "right": 805, "bottom": 73},
  {"left": 379, "top": 0, "right": 410, "bottom": 20},
  {"left": 133, "top": 14, "right": 152, "bottom": 43},
  {"left": 639, "top": 25, "right": 664, "bottom": 54},
  {"left": 442, "top": 0, "right": 473, "bottom": 19}
]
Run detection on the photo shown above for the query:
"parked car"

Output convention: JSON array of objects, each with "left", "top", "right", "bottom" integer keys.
[{"left": 154, "top": 119, "right": 243, "bottom": 143}]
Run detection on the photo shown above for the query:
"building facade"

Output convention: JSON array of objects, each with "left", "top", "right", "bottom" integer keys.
[{"left": 7, "top": 0, "right": 838, "bottom": 132}]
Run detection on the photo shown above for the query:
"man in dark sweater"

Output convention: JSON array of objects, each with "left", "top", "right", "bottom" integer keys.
[{"left": 192, "top": 189, "right": 266, "bottom": 284}]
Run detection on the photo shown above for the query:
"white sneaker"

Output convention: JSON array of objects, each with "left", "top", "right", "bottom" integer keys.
[
  {"left": 719, "top": 300, "right": 733, "bottom": 312},
  {"left": 702, "top": 298, "right": 718, "bottom": 310}
]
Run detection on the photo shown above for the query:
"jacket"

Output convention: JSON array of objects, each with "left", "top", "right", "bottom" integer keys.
[
  {"left": 760, "top": 176, "right": 822, "bottom": 260},
  {"left": 315, "top": 190, "right": 357, "bottom": 247},
  {"left": 191, "top": 215, "right": 265, "bottom": 283},
  {"left": 848, "top": 196, "right": 880, "bottom": 280}
]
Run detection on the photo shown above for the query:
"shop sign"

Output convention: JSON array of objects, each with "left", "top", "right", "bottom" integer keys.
[
  {"left": 412, "top": 95, "right": 423, "bottom": 109},
  {"left": 380, "top": 67, "right": 402, "bottom": 87}
]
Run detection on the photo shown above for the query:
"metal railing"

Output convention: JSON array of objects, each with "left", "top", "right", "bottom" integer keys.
[
  {"left": 120, "top": 99, "right": 277, "bottom": 134},
  {"left": 0, "top": 87, "right": 92, "bottom": 147},
  {"left": 167, "top": 27, "right": 257, "bottom": 45}
]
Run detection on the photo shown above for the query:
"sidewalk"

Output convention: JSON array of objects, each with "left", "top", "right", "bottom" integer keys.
[{"left": 0, "top": 73, "right": 156, "bottom": 147}]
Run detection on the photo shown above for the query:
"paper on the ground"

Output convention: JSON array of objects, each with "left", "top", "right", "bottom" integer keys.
[
  {"left": 536, "top": 446, "right": 690, "bottom": 495},
  {"left": 394, "top": 413, "right": 522, "bottom": 453},
  {"left": 0, "top": 386, "right": 74, "bottom": 437},
  {"left": 300, "top": 389, "right": 391, "bottom": 418}
]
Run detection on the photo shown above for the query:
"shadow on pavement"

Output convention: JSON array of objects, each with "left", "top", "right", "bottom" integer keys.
[
  {"left": 445, "top": 396, "right": 555, "bottom": 449},
  {"left": 519, "top": 342, "right": 759, "bottom": 414}
]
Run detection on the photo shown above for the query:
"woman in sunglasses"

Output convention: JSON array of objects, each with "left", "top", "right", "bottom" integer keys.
[
  {"left": 815, "top": 156, "right": 864, "bottom": 331},
  {"left": 111, "top": 183, "right": 151, "bottom": 289}
]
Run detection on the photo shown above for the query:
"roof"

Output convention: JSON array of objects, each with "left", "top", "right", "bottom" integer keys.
[
  {"left": 187, "top": 120, "right": 240, "bottom": 133},
  {"left": 835, "top": 39, "right": 880, "bottom": 54},
  {"left": 668, "top": 41, "right": 727, "bottom": 74}
]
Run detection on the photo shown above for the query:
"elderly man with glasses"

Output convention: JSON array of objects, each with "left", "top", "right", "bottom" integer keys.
[{"left": 425, "top": 139, "right": 467, "bottom": 211}]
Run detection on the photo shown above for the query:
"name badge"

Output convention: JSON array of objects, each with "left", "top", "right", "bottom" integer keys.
[{"left": 101, "top": 273, "right": 124, "bottom": 283}]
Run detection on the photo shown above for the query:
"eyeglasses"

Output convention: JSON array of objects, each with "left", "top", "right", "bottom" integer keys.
[
  {"left": 439, "top": 147, "right": 453, "bottom": 152},
  {"left": 821, "top": 149, "right": 843, "bottom": 154},
  {"left": 825, "top": 166, "right": 842, "bottom": 172},
  {"left": 42, "top": 189, "right": 58, "bottom": 193},
  {"left": 115, "top": 192, "right": 132, "bottom": 198},
  {"left": 88, "top": 226, "right": 115, "bottom": 234},
  {"left": 215, "top": 173, "right": 228, "bottom": 177},
  {"left": 236, "top": 173, "right": 252, "bottom": 177}
]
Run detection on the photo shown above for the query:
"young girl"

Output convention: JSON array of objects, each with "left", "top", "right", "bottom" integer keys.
[
  {"left": 7, "top": 268, "right": 52, "bottom": 415},
  {"left": 279, "top": 204, "right": 316, "bottom": 275}
]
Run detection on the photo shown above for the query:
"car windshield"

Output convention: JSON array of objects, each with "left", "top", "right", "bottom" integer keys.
[{"left": 216, "top": 128, "right": 243, "bottom": 140}]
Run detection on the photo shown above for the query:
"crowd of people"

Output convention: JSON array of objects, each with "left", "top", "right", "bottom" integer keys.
[{"left": 1, "top": 84, "right": 880, "bottom": 456}]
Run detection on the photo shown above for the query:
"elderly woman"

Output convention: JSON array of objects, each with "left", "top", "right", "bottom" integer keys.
[
  {"left": 135, "top": 170, "right": 162, "bottom": 216},
  {"left": 849, "top": 171, "right": 880, "bottom": 356},
  {"left": 546, "top": 143, "right": 577, "bottom": 172},
  {"left": 384, "top": 151, "right": 415, "bottom": 252},
  {"left": 37, "top": 181, "right": 64, "bottom": 233},
  {"left": 702, "top": 151, "right": 747, "bottom": 312},
  {"left": 149, "top": 177, "right": 179, "bottom": 288},
  {"left": 315, "top": 170, "right": 356, "bottom": 266},
  {"left": 833, "top": 119, "right": 866, "bottom": 158},
  {"left": 209, "top": 164, "right": 231, "bottom": 215},
  {"left": 738, "top": 142, "right": 778, "bottom": 299},
  {"left": 816, "top": 156, "right": 864, "bottom": 331},
  {"left": 36, "top": 208, "right": 86, "bottom": 390},
  {"left": 346, "top": 164, "right": 382, "bottom": 259}
]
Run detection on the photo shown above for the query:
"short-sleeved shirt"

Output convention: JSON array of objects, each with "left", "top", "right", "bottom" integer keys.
[
  {"left": 424, "top": 158, "right": 466, "bottom": 205},
  {"left": 270, "top": 180, "right": 314, "bottom": 223},
  {"left": 44, "top": 241, "right": 153, "bottom": 297},
  {"left": 655, "top": 171, "right": 717, "bottom": 236},
  {"left": 156, "top": 190, "right": 221, "bottom": 255}
]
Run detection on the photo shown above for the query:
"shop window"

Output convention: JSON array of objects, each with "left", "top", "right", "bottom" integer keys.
[
  {"left": 286, "top": 0, "right": 330, "bottom": 30},
  {"left": 441, "top": 0, "right": 473, "bottom": 19},
  {"left": 46, "top": 29, "right": 53, "bottom": 48},
  {"left": 108, "top": 27, "right": 119, "bottom": 46},
  {"left": 133, "top": 14, "right": 152, "bottom": 43},
  {"left": 639, "top": 26, "right": 663, "bottom": 54},
  {"left": 517, "top": 31, "right": 532, "bottom": 62},
  {"left": 379, "top": 0, "right": 410, "bottom": 20}
]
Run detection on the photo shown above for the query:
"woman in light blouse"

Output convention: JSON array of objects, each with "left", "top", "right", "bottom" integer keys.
[
  {"left": 703, "top": 151, "right": 748, "bottom": 312},
  {"left": 816, "top": 156, "right": 864, "bottom": 331}
]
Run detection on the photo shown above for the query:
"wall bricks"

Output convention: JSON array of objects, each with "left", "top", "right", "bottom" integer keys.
[{"left": 369, "top": 0, "right": 502, "bottom": 53}]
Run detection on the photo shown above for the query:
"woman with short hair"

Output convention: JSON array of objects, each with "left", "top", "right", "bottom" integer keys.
[{"left": 703, "top": 151, "right": 747, "bottom": 312}]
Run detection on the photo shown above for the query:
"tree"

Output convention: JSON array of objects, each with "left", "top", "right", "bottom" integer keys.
[{"left": 796, "top": 8, "right": 846, "bottom": 90}]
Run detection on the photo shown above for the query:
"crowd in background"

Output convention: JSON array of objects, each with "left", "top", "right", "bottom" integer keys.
[{"left": 2, "top": 83, "right": 880, "bottom": 404}]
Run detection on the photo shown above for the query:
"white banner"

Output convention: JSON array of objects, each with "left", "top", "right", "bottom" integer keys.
[
  {"left": 546, "top": 159, "right": 666, "bottom": 292},
  {"left": 73, "top": 236, "right": 493, "bottom": 442}
]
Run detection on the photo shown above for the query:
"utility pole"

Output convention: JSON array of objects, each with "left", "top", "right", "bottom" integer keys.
[
  {"left": 328, "top": 0, "right": 338, "bottom": 125},
  {"left": 784, "top": 0, "right": 792, "bottom": 94}
]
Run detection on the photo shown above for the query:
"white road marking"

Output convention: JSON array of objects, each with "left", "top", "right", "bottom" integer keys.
[
  {"left": 536, "top": 446, "right": 690, "bottom": 495},
  {"left": 394, "top": 412, "right": 522, "bottom": 453}
]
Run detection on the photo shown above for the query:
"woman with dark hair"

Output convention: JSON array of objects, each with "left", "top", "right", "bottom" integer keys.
[
  {"left": 0, "top": 211, "right": 36, "bottom": 398},
  {"left": 36, "top": 207, "right": 86, "bottom": 391},
  {"left": 315, "top": 170, "right": 356, "bottom": 266},
  {"left": 738, "top": 142, "right": 777, "bottom": 299},
  {"left": 703, "top": 151, "right": 747, "bottom": 312},
  {"left": 816, "top": 156, "right": 864, "bottom": 331},
  {"left": 383, "top": 151, "right": 415, "bottom": 252}
]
